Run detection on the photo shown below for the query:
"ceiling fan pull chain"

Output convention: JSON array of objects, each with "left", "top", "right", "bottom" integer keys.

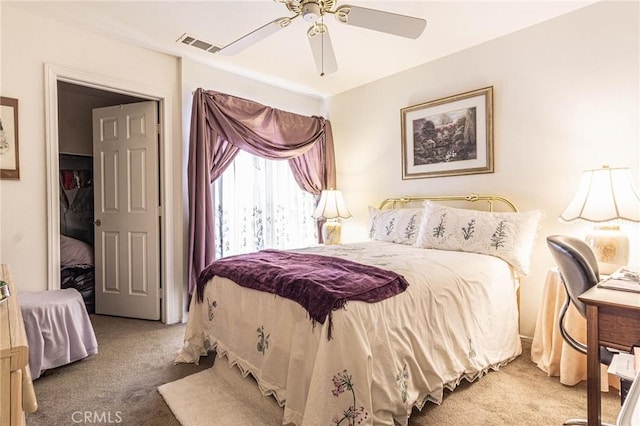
[{"left": 320, "top": 15, "right": 325, "bottom": 76}]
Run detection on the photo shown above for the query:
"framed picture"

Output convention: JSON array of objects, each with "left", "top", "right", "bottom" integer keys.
[
  {"left": 0, "top": 97, "right": 19, "bottom": 179},
  {"left": 401, "top": 86, "right": 493, "bottom": 179}
]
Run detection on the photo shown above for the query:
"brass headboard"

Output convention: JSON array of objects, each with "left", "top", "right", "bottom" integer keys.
[{"left": 378, "top": 193, "right": 518, "bottom": 213}]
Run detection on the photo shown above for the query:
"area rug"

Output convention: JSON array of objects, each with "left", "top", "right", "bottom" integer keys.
[{"left": 158, "top": 361, "right": 284, "bottom": 425}]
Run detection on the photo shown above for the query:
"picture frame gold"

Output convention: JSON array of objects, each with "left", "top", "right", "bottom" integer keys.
[
  {"left": 401, "top": 87, "right": 493, "bottom": 179},
  {"left": 0, "top": 97, "right": 20, "bottom": 180}
]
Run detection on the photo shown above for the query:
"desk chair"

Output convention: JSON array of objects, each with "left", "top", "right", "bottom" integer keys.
[{"left": 547, "top": 235, "right": 616, "bottom": 426}]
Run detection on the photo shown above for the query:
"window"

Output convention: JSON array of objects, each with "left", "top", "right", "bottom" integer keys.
[{"left": 213, "top": 150, "right": 318, "bottom": 258}]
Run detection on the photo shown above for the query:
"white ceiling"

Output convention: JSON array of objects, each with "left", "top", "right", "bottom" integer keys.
[{"left": 6, "top": 0, "right": 596, "bottom": 98}]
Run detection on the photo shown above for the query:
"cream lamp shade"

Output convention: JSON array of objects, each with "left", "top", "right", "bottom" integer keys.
[
  {"left": 312, "top": 189, "right": 352, "bottom": 245},
  {"left": 560, "top": 166, "right": 640, "bottom": 274}
]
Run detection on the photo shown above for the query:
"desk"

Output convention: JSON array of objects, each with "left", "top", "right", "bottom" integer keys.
[
  {"left": 0, "top": 264, "right": 37, "bottom": 425},
  {"left": 579, "top": 286, "right": 640, "bottom": 426},
  {"left": 531, "top": 268, "right": 616, "bottom": 390}
]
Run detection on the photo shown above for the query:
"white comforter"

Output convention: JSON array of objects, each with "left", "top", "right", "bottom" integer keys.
[{"left": 177, "top": 241, "right": 522, "bottom": 425}]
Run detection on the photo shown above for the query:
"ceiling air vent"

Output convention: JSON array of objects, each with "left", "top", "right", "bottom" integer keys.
[{"left": 176, "top": 33, "right": 221, "bottom": 54}]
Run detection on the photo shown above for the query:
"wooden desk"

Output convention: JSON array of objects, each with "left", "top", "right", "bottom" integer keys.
[
  {"left": 0, "top": 264, "right": 37, "bottom": 425},
  {"left": 579, "top": 286, "right": 640, "bottom": 426}
]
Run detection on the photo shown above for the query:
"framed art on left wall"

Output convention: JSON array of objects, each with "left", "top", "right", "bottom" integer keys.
[
  {"left": 401, "top": 87, "right": 493, "bottom": 180},
  {"left": 0, "top": 97, "right": 19, "bottom": 180}
]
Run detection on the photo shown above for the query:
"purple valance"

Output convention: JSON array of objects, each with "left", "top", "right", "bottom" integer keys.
[{"left": 187, "top": 89, "right": 336, "bottom": 295}]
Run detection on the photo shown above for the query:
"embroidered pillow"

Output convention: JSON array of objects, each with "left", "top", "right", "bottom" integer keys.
[
  {"left": 368, "top": 207, "right": 423, "bottom": 245},
  {"left": 415, "top": 201, "right": 543, "bottom": 276}
]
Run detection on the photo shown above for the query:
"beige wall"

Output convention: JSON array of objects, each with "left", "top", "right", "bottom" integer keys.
[
  {"left": 0, "top": 6, "right": 182, "bottom": 302},
  {"left": 327, "top": 1, "right": 640, "bottom": 337}
]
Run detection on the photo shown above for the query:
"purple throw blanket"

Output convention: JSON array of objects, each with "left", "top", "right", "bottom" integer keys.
[{"left": 197, "top": 249, "right": 409, "bottom": 338}]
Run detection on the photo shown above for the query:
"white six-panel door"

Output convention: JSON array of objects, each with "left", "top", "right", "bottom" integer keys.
[{"left": 93, "top": 101, "right": 160, "bottom": 320}]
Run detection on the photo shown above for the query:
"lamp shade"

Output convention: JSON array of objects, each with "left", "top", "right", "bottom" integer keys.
[
  {"left": 312, "top": 190, "right": 352, "bottom": 220},
  {"left": 560, "top": 166, "right": 640, "bottom": 223},
  {"left": 559, "top": 166, "right": 640, "bottom": 274}
]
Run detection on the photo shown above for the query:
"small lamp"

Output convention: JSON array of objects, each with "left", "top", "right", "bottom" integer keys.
[
  {"left": 312, "top": 189, "right": 352, "bottom": 245},
  {"left": 560, "top": 166, "right": 640, "bottom": 274}
]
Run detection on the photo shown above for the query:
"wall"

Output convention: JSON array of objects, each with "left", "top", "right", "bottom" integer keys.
[
  {"left": 0, "top": 6, "right": 182, "bottom": 300},
  {"left": 327, "top": 1, "right": 639, "bottom": 338}
]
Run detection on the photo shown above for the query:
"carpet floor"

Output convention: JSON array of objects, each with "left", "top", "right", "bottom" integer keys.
[
  {"left": 26, "top": 314, "right": 622, "bottom": 425},
  {"left": 159, "top": 360, "right": 283, "bottom": 425}
]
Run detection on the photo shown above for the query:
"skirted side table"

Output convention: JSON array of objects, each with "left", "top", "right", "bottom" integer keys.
[{"left": 531, "top": 267, "right": 618, "bottom": 391}]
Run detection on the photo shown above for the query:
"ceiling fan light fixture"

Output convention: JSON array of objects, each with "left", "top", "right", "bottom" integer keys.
[
  {"left": 302, "top": 1, "right": 321, "bottom": 22},
  {"left": 307, "top": 22, "right": 327, "bottom": 38},
  {"left": 334, "top": 5, "right": 350, "bottom": 24},
  {"left": 220, "top": 0, "right": 425, "bottom": 72}
]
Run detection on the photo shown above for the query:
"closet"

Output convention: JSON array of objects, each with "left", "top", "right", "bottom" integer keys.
[{"left": 57, "top": 81, "right": 145, "bottom": 313}]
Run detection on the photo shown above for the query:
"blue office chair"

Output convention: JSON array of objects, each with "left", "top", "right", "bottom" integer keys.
[{"left": 547, "top": 235, "right": 616, "bottom": 426}]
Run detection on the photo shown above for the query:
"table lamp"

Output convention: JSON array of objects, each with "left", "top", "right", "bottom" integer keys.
[
  {"left": 560, "top": 165, "right": 640, "bottom": 274},
  {"left": 312, "top": 189, "right": 352, "bottom": 245}
]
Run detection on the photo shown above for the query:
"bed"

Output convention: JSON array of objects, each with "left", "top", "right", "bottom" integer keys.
[
  {"left": 177, "top": 194, "right": 542, "bottom": 425},
  {"left": 60, "top": 234, "right": 95, "bottom": 314}
]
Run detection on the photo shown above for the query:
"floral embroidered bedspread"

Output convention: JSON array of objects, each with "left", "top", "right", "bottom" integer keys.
[
  {"left": 177, "top": 241, "right": 522, "bottom": 425},
  {"left": 196, "top": 249, "right": 409, "bottom": 339}
]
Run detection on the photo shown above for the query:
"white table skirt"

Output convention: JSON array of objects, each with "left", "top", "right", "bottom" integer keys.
[
  {"left": 531, "top": 268, "right": 618, "bottom": 391},
  {"left": 20, "top": 288, "right": 98, "bottom": 379}
]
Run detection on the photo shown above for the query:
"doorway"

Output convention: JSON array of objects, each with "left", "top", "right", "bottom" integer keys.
[
  {"left": 57, "top": 82, "right": 153, "bottom": 317},
  {"left": 44, "top": 64, "right": 180, "bottom": 324}
]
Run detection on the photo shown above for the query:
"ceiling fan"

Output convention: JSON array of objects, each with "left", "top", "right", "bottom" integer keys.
[{"left": 218, "top": 0, "right": 427, "bottom": 76}]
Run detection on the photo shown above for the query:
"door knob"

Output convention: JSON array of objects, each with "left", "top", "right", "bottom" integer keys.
[{"left": 94, "top": 219, "right": 102, "bottom": 227}]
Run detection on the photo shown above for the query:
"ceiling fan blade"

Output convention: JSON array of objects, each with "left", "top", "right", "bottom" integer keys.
[
  {"left": 335, "top": 5, "right": 426, "bottom": 39},
  {"left": 220, "top": 17, "right": 293, "bottom": 55},
  {"left": 308, "top": 24, "right": 338, "bottom": 76}
]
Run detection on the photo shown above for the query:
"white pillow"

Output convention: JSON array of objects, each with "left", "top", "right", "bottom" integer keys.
[
  {"left": 60, "top": 234, "right": 94, "bottom": 266},
  {"left": 368, "top": 207, "right": 423, "bottom": 245},
  {"left": 415, "top": 201, "right": 543, "bottom": 276}
]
